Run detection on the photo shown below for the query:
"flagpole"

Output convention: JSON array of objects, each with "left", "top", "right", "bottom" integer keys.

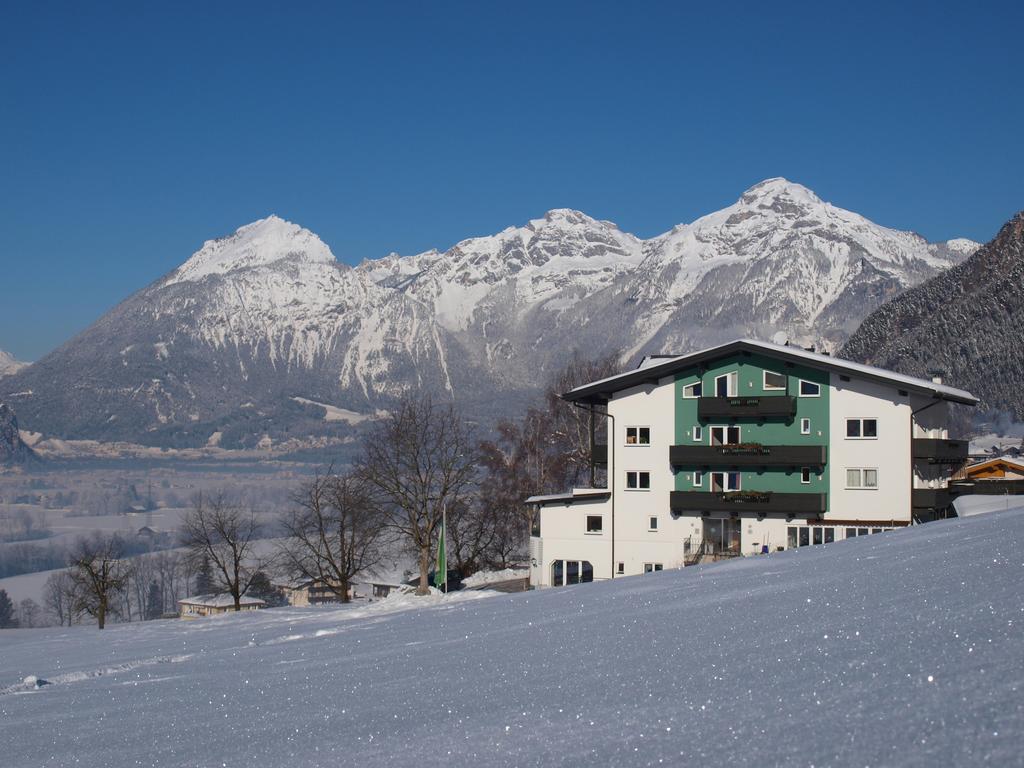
[{"left": 442, "top": 500, "right": 448, "bottom": 594}]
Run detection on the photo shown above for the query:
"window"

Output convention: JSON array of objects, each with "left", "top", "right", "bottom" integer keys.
[
  {"left": 789, "top": 526, "right": 836, "bottom": 548},
  {"left": 692, "top": 425, "right": 703, "bottom": 442},
  {"left": 715, "top": 372, "right": 738, "bottom": 397},
  {"left": 585, "top": 515, "right": 603, "bottom": 534},
  {"left": 617, "top": 562, "right": 624, "bottom": 575},
  {"left": 625, "top": 426, "right": 650, "bottom": 445},
  {"left": 531, "top": 514, "right": 541, "bottom": 537},
  {"left": 800, "top": 417, "right": 811, "bottom": 435},
  {"left": 625, "top": 471, "right": 651, "bottom": 490},
  {"left": 800, "top": 467, "right": 811, "bottom": 484},
  {"left": 682, "top": 381, "right": 702, "bottom": 398},
  {"left": 763, "top": 370, "right": 787, "bottom": 390},
  {"left": 711, "top": 471, "right": 741, "bottom": 492},
  {"left": 710, "top": 425, "right": 740, "bottom": 446},
  {"left": 692, "top": 470, "right": 703, "bottom": 487},
  {"left": 846, "top": 468, "right": 878, "bottom": 489},
  {"left": 649, "top": 516, "right": 658, "bottom": 531},
  {"left": 643, "top": 563, "right": 663, "bottom": 573},
  {"left": 799, "top": 380, "right": 821, "bottom": 397},
  {"left": 551, "top": 560, "right": 595, "bottom": 586},
  {"left": 845, "top": 418, "right": 878, "bottom": 439}
]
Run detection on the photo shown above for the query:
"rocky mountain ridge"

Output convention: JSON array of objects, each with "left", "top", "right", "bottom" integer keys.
[
  {"left": 1, "top": 179, "right": 978, "bottom": 449},
  {"left": 841, "top": 210, "right": 1024, "bottom": 419}
]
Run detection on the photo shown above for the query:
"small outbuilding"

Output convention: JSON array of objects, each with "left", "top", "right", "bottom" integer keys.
[{"left": 177, "top": 594, "right": 266, "bottom": 619}]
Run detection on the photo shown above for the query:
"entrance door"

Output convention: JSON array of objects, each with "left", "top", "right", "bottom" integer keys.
[{"left": 703, "top": 518, "right": 741, "bottom": 554}]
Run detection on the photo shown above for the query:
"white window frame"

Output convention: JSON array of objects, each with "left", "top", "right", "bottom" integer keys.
[
  {"left": 711, "top": 471, "right": 741, "bottom": 492},
  {"left": 800, "top": 417, "right": 811, "bottom": 435},
  {"left": 692, "top": 470, "right": 703, "bottom": 487},
  {"left": 692, "top": 425, "right": 703, "bottom": 442},
  {"left": 763, "top": 370, "right": 787, "bottom": 391},
  {"left": 625, "top": 470, "right": 651, "bottom": 491},
  {"left": 845, "top": 467, "right": 879, "bottom": 490},
  {"left": 643, "top": 563, "right": 664, "bottom": 574},
  {"left": 682, "top": 381, "right": 702, "bottom": 399},
  {"left": 648, "top": 516, "right": 658, "bottom": 531},
  {"left": 800, "top": 467, "right": 811, "bottom": 484},
  {"left": 710, "top": 425, "right": 741, "bottom": 446},
  {"left": 625, "top": 426, "right": 651, "bottom": 446},
  {"left": 585, "top": 515, "right": 603, "bottom": 534},
  {"left": 616, "top": 562, "right": 624, "bottom": 574},
  {"left": 798, "top": 379, "right": 821, "bottom": 397},
  {"left": 714, "top": 371, "right": 738, "bottom": 397},
  {"left": 845, "top": 418, "right": 878, "bottom": 440}
]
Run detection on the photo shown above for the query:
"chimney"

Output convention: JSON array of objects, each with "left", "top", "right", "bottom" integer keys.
[{"left": 928, "top": 368, "right": 945, "bottom": 385}]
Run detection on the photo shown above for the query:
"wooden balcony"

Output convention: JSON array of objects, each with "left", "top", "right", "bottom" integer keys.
[
  {"left": 670, "top": 490, "right": 826, "bottom": 516},
  {"left": 669, "top": 444, "right": 826, "bottom": 468},
  {"left": 911, "top": 488, "right": 953, "bottom": 509},
  {"left": 912, "top": 438, "right": 968, "bottom": 464},
  {"left": 697, "top": 395, "right": 797, "bottom": 421}
]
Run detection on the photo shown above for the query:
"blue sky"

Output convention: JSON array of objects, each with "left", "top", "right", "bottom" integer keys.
[{"left": 1, "top": 1, "right": 1021, "bottom": 361}]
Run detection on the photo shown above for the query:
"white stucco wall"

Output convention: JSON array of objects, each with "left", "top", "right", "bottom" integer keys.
[{"left": 828, "top": 374, "right": 912, "bottom": 522}]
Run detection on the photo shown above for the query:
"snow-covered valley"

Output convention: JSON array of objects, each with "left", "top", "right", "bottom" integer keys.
[{"left": 1, "top": 505, "right": 1021, "bottom": 767}]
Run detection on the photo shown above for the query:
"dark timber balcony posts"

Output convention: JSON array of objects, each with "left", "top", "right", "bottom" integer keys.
[
  {"left": 670, "top": 491, "right": 827, "bottom": 516},
  {"left": 912, "top": 438, "right": 968, "bottom": 464},
  {"left": 697, "top": 395, "right": 797, "bottom": 421},
  {"left": 669, "top": 444, "right": 826, "bottom": 468}
]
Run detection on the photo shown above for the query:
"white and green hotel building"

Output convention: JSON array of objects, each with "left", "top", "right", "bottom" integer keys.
[{"left": 527, "top": 339, "right": 977, "bottom": 588}]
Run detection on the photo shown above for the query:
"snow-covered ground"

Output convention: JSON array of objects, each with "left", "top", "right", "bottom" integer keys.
[{"left": 2, "top": 507, "right": 1023, "bottom": 767}]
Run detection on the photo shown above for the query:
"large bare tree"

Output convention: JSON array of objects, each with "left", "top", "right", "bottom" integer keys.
[
  {"left": 68, "top": 533, "right": 131, "bottom": 630},
  {"left": 181, "top": 494, "right": 262, "bottom": 611},
  {"left": 357, "top": 395, "right": 477, "bottom": 595},
  {"left": 278, "top": 469, "right": 387, "bottom": 603}
]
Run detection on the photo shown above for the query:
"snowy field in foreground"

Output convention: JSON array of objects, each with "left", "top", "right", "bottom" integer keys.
[{"left": 2, "top": 509, "right": 1023, "bottom": 767}]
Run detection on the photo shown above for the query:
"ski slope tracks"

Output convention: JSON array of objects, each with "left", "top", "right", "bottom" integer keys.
[{"left": 1, "top": 506, "right": 1022, "bottom": 767}]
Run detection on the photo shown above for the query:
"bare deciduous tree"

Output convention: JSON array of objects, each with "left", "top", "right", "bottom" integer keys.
[
  {"left": 181, "top": 494, "right": 262, "bottom": 611},
  {"left": 18, "top": 598, "right": 41, "bottom": 628},
  {"left": 279, "top": 469, "right": 387, "bottom": 604},
  {"left": 68, "top": 533, "right": 131, "bottom": 630},
  {"left": 43, "top": 570, "right": 80, "bottom": 627},
  {"left": 357, "top": 395, "right": 477, "bottom": 596}
]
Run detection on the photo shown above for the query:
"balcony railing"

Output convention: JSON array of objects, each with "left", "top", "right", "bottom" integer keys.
[
  {"left": 670, "top": 490, "right": 826, "bottom": 516},
  {"left": 697, "top": 395, "right": 797, "bottom": 421},
  {"left": 912, "top": 438, "right": 968, "bottom": 464},
  {"left": 669, "top": 444, "right": 826, "bottom": 468},
  {"left": 911, "top": 488, "right": 953, "bottom": 509}
]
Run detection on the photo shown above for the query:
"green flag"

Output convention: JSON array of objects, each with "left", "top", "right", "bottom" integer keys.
[{"left": 436, "top": 520, "right": 447, "bottom": 592}]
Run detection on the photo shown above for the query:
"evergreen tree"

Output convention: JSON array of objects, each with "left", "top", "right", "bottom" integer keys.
[
  {"left": 246, "top": 570, "right": 284, "bottom": 607},
  {"left": 0, "top": 589, "right": 17, "bottom": 628},
  {"left": 194, "top": 556, "right": 215, "bottom": 595},
  {"left": 144, "top": 580, "right": 163, "bottom": 620}
]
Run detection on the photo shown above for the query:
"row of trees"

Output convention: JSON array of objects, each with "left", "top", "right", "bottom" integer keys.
[{"left": 0, "top": 349, "right": 620, "bottom": 628}]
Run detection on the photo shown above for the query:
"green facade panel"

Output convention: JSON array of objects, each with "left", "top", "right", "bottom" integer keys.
[{"left": 673, "top": 351, "right": 830, "bottom": 507}]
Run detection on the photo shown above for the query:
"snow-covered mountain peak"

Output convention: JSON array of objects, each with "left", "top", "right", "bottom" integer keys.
[
  {"left": 738, "top": 177, "right": 823, "bottom": 208},
  {"left": 164, "top": 215, "right": 337, "bottom": 286},
  {"left": 0, "top": 349, "right": 27, "bottom": 377}
]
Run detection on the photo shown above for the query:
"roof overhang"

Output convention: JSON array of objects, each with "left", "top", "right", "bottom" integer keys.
[
  {"left": 524, "top": 490, "right": 611, "bottom": 506},
  {"left": 561, "top": 339, "right": 979, "bottom": 406}
]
